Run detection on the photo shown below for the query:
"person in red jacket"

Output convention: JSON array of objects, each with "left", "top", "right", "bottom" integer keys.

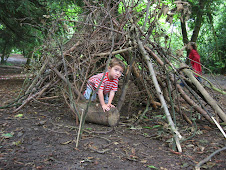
[{"left": 188, "top": 42, "right": 202, "bottom": 81}]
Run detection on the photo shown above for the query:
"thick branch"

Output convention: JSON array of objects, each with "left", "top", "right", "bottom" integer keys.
[{"left": 181, "top": 64, "right": 226, "bottom": 123}]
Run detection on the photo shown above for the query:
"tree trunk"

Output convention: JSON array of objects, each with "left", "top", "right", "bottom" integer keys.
[
  {"left": 0, "top": 54, "right": 5, "bottom": 65},
  {"left": 26, "top": 50, "right": 33, "bottom": 65},
  {"left": 1, "top": 43, "right": 7, "bottom": 64},
  {"left": 180, "top": 21, "right": 189, "bottom": 45},
  {"left": 191, "top": 0, "right": 206, "bottom": 42},
  {"left": 207, "top": 12, "right": 220, "bottom": 62},
  {"left": 180, "top": 0, "right": 206, "bottom": 64}
]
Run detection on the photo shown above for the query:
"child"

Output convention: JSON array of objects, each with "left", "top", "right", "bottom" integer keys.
[
  {"left": 188, "top": 42, "right": 202, "bottom": 81},
  {"left": 84, "top": 58, "right": 125, "bottom": 112}
]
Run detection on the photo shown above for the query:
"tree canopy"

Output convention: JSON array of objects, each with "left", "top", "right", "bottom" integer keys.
[
  {"left": 0, "top": 0, "right": 81, "bottom": 63},
  {"left": 0, "top": 0, "right": 225, "bottom": 71}
]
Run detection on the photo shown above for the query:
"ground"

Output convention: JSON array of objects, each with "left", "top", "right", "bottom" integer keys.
[{"left": 0, "top": 59, "right": 225, "bottom": 169}]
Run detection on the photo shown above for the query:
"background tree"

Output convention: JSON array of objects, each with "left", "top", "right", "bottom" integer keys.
[
  {"left": 1, "top": 0, "right": 224, "bottom": 74},
  {"left": 160, "top": 0, "right": 225, "bottom": 73},
  {"left": 0, "top": 0, "right": 82, "bottom": 64},
  {"left": 0, "top": 29, "right": 15, "bottom": 64},
  {"left": 198, "top": 1, "right": 225, "bottom": 73},
  {"left": 177, "top": 0, "right": 225, "bottom": 73},
  {"left": 177, "top": 0, "right": 209, "bottom": 64},
  {"left": 0, "top": 0, "right": 48, "bottom": 63}
]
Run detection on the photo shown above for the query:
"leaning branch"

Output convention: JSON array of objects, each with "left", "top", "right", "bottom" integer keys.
[
  {"left": 13, "top": 81, "right": 52, "bottom": 113},
  {"left": 91, "top": 47, "right": 133, "bottom": 57},
  {"left": 195, "top": 146, "right": 226, "bottom": 170},
  {"left": 136, "top": 30, "right": 182, "bottom": 152},
  {"left": 181, "top": 63, "right": 226, "bottom": 123}
]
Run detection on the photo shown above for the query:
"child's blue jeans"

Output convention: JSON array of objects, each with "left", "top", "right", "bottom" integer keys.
[{"left": 84, "top": 86, "right": 109, "bottom": 104}]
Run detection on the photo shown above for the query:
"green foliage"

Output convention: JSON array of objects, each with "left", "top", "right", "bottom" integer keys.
[
  {"left": 0, "top": 0, "right": 83, "bottom": 64},
  {"left": 0, "top": 0, "right": 224, "bottom": 73},
  {"left": 0, "top": 28, "right": 16, "bottom": 63},
  {"left": 0, "top": 0, "right": 48, "bottom": 61},
  {"left": 198, "top": 2, "right": 226, "bottom": 73},
  {"left": 159, "top": 0, "right": 225, "bottom": 74}
]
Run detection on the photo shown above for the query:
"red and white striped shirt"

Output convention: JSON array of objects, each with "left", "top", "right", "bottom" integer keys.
[{"left": 88, "top": 72, "right": 118, "bottom": 95}]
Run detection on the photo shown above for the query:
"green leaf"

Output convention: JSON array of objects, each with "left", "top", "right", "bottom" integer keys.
[
  {"left": 147, "top": 165, "right": 158, "bottom": 169},
  {"left": 143, "top": 115, "right": 148, "bottom": 119},
  {"left": 152, "top": 125, "right": 162, "bottom": 129},
  {"left": 15, "top": 114, "right": 23, "bottom": 118},
  {"left": 143, "top": 125, "right": 162, "bottom": 129},
  {"left": 2, "top": 133, "right": 14, "bottom": 138},
  {"left": 143, "top": 126, "right": 152, "bottom": 129}
]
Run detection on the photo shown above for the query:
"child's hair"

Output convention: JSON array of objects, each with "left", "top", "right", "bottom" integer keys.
[
  {"left": 190, "top": 42, "right": 197, "bottom": 50},
  {"left": 109, "top": 58, "right": 125, "bottom": 71}
]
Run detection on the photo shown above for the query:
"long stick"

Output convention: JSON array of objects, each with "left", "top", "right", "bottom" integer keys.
[
  {"left": 13, "top": 81, "right": 52, "bottom": 113},
  {"left": 144, "top": 45, "right": 215, "bottom": 124},
  {"left": 76, "top": 109, "right": 84, "bottom": 148},
  {"left": 136, "top": 31, "right": 182, "bottom": 152},
  {"left": 195, "top": 146, "right": 226, "bottom": 170},
  {"left": 181, "top": 64, "right": 226, "bottom": 138},
  {"left": 211, "top": 116, "right": 226, "bottom": 138}
]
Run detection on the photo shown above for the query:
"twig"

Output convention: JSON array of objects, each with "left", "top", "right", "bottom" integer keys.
[
  {"left": 91, "top": 47, "right": 133, "bottom": 57},
  {"left": 13, "top": 81, "right": 52, "bottom": 113},
  {"left": 134, "top": 100, "right": 150, "bottom": 125},
  {"left": 76, "top": 109, "right": 83, "bottom": 148},
  {"left": 88, "top": 144, "right": 110, "bottom": 154},
  {"left": 90, "top": 128, "right": 114, "bottom": 134},
  {"left": 195, "top": 146, "right": 226, "bottom": 170}
]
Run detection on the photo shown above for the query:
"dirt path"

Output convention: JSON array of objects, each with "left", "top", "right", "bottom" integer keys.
[
  {"left": 0, "top": 54, "right": 27, "bottom": 65},
  {"left": 0, "top": 66, "right": 225, "bottom": 170}
]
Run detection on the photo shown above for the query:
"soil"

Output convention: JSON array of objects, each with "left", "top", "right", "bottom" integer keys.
[{"left": 0, "top": 64, "right": 225, "bottom": 170}]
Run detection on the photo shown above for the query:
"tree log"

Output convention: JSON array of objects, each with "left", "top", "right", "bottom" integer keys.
[
  {"left": 77, "top": 101, "right": 120, "bottom": 127},
  {"left": 181, "top": 63, "right": 226, "bottom": 123}
]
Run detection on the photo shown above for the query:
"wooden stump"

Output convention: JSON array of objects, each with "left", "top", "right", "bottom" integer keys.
[{"left": 77, "top": 101, "right": 120, "bottom": 127}]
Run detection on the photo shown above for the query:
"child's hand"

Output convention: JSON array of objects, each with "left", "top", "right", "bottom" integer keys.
[
  {"left": 107, "top": 104, "right": 115, "bottom": 108},
  {"left": 102, "top": 104, "right": 110, "bottom": 112}
]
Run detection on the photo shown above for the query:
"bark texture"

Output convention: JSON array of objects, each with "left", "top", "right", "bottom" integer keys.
[{"left": 77, "top": 101, "right": 120, "bottom": 127}]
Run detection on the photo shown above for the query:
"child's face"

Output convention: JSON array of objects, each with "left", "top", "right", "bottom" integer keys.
[
  {"left": 108, "top": 65, "right": 123, "bottom": 80},
  {"left": 188, "top": 43, "right": 193, "bottom": 50}
]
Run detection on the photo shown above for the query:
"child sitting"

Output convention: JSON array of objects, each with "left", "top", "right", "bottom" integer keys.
[{"left": 84, "top": 58, "right": 125, "bottom": 112}]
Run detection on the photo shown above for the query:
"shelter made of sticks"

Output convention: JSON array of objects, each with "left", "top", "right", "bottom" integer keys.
[{"left": 11, "top": 1, "right": 226, "bottom": 152}]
